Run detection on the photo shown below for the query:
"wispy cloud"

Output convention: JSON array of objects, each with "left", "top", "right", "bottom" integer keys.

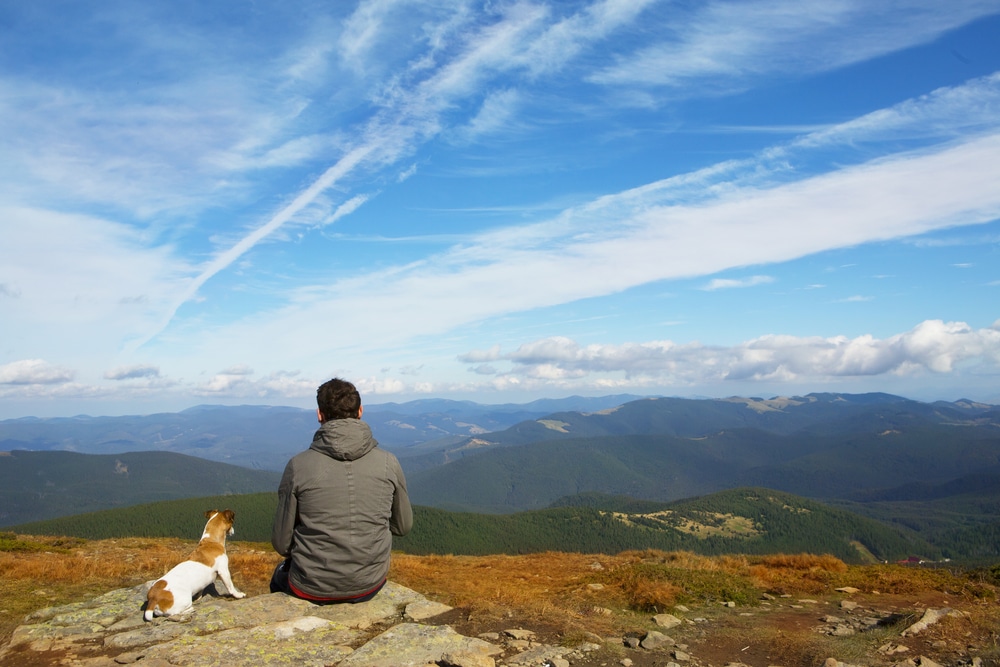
[
  {"left": 124, "top": 1, "right": 655, "bottom": 346},
  {"left": 590, "top": 1, "right": 1000, "bottom": 90},
  {"left": 3, "top": 2, "right": 999, "bottom": 413},
  {"left": 702, "top": 275, "right": 775, "bottom": 291},
  {"left": 104, "top": 365, "right": 161, "bottom": 381},
  {"left": 205, "top": 131, "right": 1000, "bottom": 362}
]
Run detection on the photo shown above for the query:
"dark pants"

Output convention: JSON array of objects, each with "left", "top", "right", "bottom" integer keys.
[{"left": 269, "top": 559, "right": 384, "bottom": 604}]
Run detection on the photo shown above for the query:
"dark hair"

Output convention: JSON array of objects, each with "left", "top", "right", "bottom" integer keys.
[{"left": 316, "top": 378, "right": 362, "bottom": 421}]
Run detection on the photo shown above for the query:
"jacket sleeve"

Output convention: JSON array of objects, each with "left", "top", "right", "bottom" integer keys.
[
  {"left": 388, "top": 456, "right": 413, "bottom": 536},
  {"left": 271, "top": 460, "right": 298, "bottom": 556}
]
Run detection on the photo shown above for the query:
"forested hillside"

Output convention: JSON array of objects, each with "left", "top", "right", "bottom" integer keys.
[
  {"left": 11, "top": 487, "right": 939, "bottom": 564},
  {"left": 0, "top": 450, "right": 280, "bottom": 527}
]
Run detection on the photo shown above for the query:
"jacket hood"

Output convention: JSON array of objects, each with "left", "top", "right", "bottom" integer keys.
[{"left": 309, "top": 419, "right": 377, "bottom": 461}]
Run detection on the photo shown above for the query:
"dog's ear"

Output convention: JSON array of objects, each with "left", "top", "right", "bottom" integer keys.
[
  {"left": 205, "top": 509, "right": 218, "bottom": 519},
  {"left": 223, "top": 509, "right": 235, "bottom": 523}
]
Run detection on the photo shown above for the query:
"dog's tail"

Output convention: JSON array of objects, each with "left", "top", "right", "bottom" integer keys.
[{"left": 144, "top": 579, "right": 170, "bottom": 621}]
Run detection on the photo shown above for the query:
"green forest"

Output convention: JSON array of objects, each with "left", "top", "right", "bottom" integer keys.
[{"left": 10, "top": 487, "right": 956, "bottom": 564}]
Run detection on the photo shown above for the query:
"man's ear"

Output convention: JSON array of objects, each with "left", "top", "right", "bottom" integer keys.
[
  {"left": 316, "top": 408, "right": 324, "bottom": 423},
  {"left": 358, "top": 405, "right": 363, "bottom": 419}
]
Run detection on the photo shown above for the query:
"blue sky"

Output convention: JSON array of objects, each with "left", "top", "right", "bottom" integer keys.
[{"left": 2, "top": 0, "right": 1000, "bottom": 418}]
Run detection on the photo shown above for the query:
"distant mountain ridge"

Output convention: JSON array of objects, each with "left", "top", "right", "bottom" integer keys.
[
  {"left": 3, "top": 391, "right": 998, "bottom": 548},
  {"left": 0, "top": 394, "right": 647, "bottom": 471},
  {"left": 405, "top": 392, "right": 1000, "bottom": 516}
]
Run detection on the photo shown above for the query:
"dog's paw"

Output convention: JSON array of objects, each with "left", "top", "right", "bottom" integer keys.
[{"left": 232, "top": 591, "right": 246, "bottom": 599}]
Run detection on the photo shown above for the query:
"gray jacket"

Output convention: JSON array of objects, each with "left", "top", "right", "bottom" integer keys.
[{"left": 271, "top": 418, "right": 412, "bottom": 598}]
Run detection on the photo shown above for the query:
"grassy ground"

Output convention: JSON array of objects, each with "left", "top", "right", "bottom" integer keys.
[{"left": 2, "top": 534, "right": 998, "bottom": 666}]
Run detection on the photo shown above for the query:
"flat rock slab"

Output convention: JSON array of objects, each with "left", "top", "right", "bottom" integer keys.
[
  {"left": 0, "top": 580, "right": 437, "bottom": 667},
  {"left": 3, "top": 581, "right": 625, "bottom": 667},
  {"left": 136, "top": 617, "right": 359, "bottom": 667},
  {"left": 339, "top": 622, "right": 502, "bottom": 667}
]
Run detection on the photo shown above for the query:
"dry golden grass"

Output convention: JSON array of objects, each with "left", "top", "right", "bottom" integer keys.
[
  {"left": 2, "top": 536, "right": 998, "bottom": 664},
  {"left": 390, "top": 551, "right": 622, "bottom": 637}
]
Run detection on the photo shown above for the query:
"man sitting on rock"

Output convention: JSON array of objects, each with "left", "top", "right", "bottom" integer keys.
[{"left": 271, "top": 378, "right": 412, "bottom": 603}]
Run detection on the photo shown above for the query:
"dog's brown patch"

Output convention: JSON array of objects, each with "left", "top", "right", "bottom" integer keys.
[
  {"left": 187, "top": 509, "right": 234, "bottom": 567},
  {"left": 190, "top": 541, "right": 225, "bottom": 568},
  {"left": 146, "top": 579, "right": 173, "bottom": 615}
]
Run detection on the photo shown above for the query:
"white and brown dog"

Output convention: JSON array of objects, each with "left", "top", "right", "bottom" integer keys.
[{"left": 144, "top": 509, "right": 245, "bottom": 621}]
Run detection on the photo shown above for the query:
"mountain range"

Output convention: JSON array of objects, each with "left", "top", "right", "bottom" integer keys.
[
  {"left": 0, "top": 394, "right": 644, "bottom": 472},
  {"left": 2, "top": 392, "right": 998, "bottom": 557},
  {"left": 405, "top": 392, "right": 1000, "bottom": 510}
]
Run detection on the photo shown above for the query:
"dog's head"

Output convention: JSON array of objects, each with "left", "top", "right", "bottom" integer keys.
[{"left": 204, "top": 508, "right": 236, "bottom": 538}]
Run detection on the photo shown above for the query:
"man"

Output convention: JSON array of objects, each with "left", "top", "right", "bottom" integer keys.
[{"left": 271, "top": 378, "right": 412, "bottom": 603}]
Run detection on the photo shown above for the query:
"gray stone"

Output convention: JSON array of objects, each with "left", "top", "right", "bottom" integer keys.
[
  {"left": 440, "top": 649, "right": 496, "bottom": 667},
  {"left": 653, "top": 613, "right": 683, "bottom": 629},
  {"left": 504, "top": 628, "right": 536, "bottom": 640},
  {"left": 405, "top": 599, "right": 453, "bottom": 621},
  {"left": 640, "top": 630, "right": 673, "bottom": 650},
  {"left": 504, "top": 643, "right": 568, "bottom": 666},
  {"left": 339, "top": 623, "right": 500, "bottom": 667},
  {"left": 902, "top": 608, "right": 953, "bottom": 636}
]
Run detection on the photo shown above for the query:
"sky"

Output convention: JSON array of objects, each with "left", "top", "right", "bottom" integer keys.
[{"left": 2, "top": 0, "right": 1000, "bottom": 418}]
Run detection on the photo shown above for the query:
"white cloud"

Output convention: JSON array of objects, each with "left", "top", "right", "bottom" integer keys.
[
  {"left": 355, "top": 376, "right": 407, "bottom": 395},
  {"left": 397, "top": 164, "right": 418, "bottom": 182},
  {"left": 195, "top": 369, "right": 314, "bottom": 397},
  {"left": 337, "top": 0, "right": 410, "bottom": 69},
  {"left": 790, "top": 72, "right": 1000, "bottom": 153},
  {"left": 0, "top": 359, "right": 75, "bottom": 385},
  {"left": 323, "top": 195, "right": 370, "bottom": 227},
  {"left": 458, "top": 89, "right": 521, "bottom": 140},
  {"left": 105, "top": 365, "right": 161, "bottom": 381},
  {"left": 457, "top": 344, "right": 503, "bottom": 363},
  {"left": 199, "top": 131, "right": 1000, "bottom": 363},
  {"left": 702, "top": 275, "right": 775, "bottom": 290},
  {"left": 219, "top": 365, "right": 255, "bottom": 376},
  {"left": 460, "top": 319, "right": 1000, "bottom": 385},
  {"left": 591, "top": 0, "right": 1000, "bottom": 89},
  {"left": 0, "top": 207, "right": 195, "bottom": 391}
]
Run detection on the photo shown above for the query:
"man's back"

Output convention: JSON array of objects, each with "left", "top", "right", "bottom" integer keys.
[{"left": 272, "top": 417, "right": 412, "bottom": 599}]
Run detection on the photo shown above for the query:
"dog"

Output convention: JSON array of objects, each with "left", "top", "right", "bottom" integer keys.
[{"left": 144, "top": 509, "right": 245, "bottom": 621}]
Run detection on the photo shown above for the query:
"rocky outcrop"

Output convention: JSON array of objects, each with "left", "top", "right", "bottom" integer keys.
[
  {"left": 3, "top": 580, "right": 994, "bottom": 667},
  {"left": 0, "top": 580, "right": 596, "bottom": 667}
]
